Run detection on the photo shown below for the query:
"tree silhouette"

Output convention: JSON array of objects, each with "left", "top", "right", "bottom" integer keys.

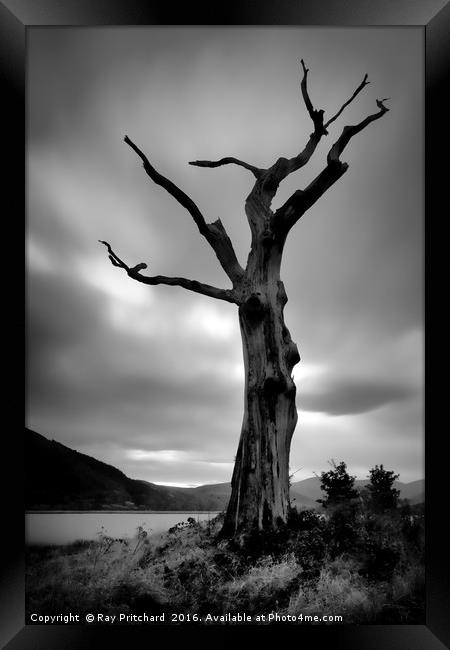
[
  {"left": 317, "top": 460, "right": 359, "bottom": 509},
  {"left": 366, "top": 464, "right": 400, "bottom": 512},
  {"left": 317, "top": 460, "right": 360, "bottom": 556},
  {"left": 100, "top": 60, "right": 389, "bottom": 542}
]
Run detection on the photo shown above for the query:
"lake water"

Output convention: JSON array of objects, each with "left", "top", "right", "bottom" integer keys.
[{"left": 25, "top": 512, "right": 220, "bottom": 546}]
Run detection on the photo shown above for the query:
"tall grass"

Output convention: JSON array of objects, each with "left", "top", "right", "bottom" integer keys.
[
  {"left": 26, "top": 506, "right": 424, "bottom": 624},
  {"left": 26, "top": 504, "right": 424, "bottom": 624}
]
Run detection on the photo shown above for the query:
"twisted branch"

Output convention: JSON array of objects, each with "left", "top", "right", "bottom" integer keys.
[
  {"left": 189, "top": 157, "right": 263, "bottom": 178},
  {"left": 98, "top": 241, "right": 238, "bottom": 304},
  {"left": 324, "top": 74, "right": 370, "bottom": 129},
  {"left": 327, "top": 98, "right": 390, "bottom": 163},
  {"left": 124, "top": 135, "right": 206, "bottom": 232},
  {"left": 277, "top": 63, "right": 370, "bottom": 182},
  {"left": 124, "top": 135, "right": 243, "bottom": 284},
  {"left": 300, "top": 58, "right": 327, "bottom": 136},
  {"left": 275, "top": 99, "right": 390, "bottom": 230}
]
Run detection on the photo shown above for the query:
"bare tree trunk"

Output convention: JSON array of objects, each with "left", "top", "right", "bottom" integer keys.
[{"left": 222, "top": 221, "right": 300, "bottom": 539}]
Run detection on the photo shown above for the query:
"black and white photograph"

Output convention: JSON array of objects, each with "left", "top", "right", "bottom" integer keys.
[{"left": 25, "top": 25, "right": 426, "bottom": 627}]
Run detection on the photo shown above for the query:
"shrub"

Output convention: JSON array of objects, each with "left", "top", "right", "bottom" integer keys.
[
  {"left": 286, "top": 556, "right": 384, "bottom": 623},
  {"left": 214, "top": 553, "right": 302, "bottom": 615},
  {"left": 356, "top": 511, "right": 408, "bottom": 580},
  {"left": 285, "top": 509, "right": 328, "bottom": 575}
]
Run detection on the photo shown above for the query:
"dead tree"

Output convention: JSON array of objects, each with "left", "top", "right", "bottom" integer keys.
[{"left": 100, "top": 60, "right": 389, "bottom": 542}]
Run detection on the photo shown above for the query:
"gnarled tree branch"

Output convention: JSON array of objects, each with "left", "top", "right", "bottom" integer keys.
[
  {"left": 98, "top": 240, "right": 238, "bottom": 304},
  {"left": 324, "top": 74, "right": 370, "bottom": 129},
  {"left": 189, "top": 157, "right": 263, "bottom": 178},
  {"left": 275, "top": 99, "right": 390, "bottom": 231},
  {"left": 300, "top": 58, "right": 327, "bottom": 137},
  {"left": 124, "top": 135, "right": 205, "bottom": 232},
  {"left": 327, "top": 98, "right": 390, "bottom": 163},
  {"left": 272, "top": 64, "right": 369, "bottom": 184},
  {"left": 283, "top": 132, "right": 322, "bottom": 178},
  {"left": 124, "top": 135, "right": 244, "bottom": 284}
]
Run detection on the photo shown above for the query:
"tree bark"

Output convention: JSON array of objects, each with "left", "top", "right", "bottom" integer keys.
[{"left": 221, "top": 193, "right": 300, "bottom": 540}]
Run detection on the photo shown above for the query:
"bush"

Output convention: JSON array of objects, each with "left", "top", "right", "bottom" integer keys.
[
  {"left": 286, "top": 556, "right": 384, "bottom": 623},
  {"left": 355, "top": 511, "right": 408, "bottom": 580},
  {"left": 214, "top": 553, "right": 302, "bottom": 615},
  {"left": 286, "top": 509, "right": 328, "bottom": 575}
]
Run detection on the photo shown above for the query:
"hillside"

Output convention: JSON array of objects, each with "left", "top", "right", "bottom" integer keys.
[
  {"left": 25, "top": 429, "right": 424, "bottom": 511},
  {"left": 25, "top": 429, "right": 214, "bottom": 511}
]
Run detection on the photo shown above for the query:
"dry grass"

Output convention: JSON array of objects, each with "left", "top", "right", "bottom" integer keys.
[
  {"left": 26, "top": 511, "right": 424, "bottom": 624},
  {"left": 286, "top": 556, "right": 385, "bottom": 623}
]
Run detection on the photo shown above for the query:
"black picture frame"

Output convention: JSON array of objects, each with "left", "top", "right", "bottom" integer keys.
[{"left": 2, "top": 1, "right": 448, "bottom": 647}]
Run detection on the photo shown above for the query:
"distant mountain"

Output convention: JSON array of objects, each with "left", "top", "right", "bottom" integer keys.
[
  {"left": 25, "top": 429, "right": 424, "bottom": 511},
  {"left": 291, "top": 476, "right": 425, "bottom": 505},
  {"left": 288, "top": 490, "right": 319, "bottom": 509},
  {"left": 396, "top": 479, "right": 425, "bottom": 504}
]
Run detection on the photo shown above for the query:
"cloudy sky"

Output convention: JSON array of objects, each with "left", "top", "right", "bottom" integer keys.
[{"left": 26, "top": 27, "right": 423, "bottom": 487}]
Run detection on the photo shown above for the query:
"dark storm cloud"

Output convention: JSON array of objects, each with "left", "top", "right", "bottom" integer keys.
[
  {"left": 27, "top": 270, "right": 104, "bottom": 349},
  {"left": 27, "top": 27, "right": 424, "bottom": 484},
  {"left": 299, "top": 376, "right": 416, "bottom": 416},
  {"left": 26, "top": 270, "right": 107, "bottom": 408},
  {"left": 27, "top": 267, "right": 240, "bottom": 422},
  {"left": 31, "top": 361, "right": 240, "bottom": 419}
]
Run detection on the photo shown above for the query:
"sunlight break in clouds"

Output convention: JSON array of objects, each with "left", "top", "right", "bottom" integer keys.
[
  {"left": 79, "top": 258, "right": 152, "bottom": 307},
  {"left": 126, "top": 449, "right": 189, "bottom": 463},
  {"left": 185, "top": 303, "right": 236, "bottom": 341}
]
